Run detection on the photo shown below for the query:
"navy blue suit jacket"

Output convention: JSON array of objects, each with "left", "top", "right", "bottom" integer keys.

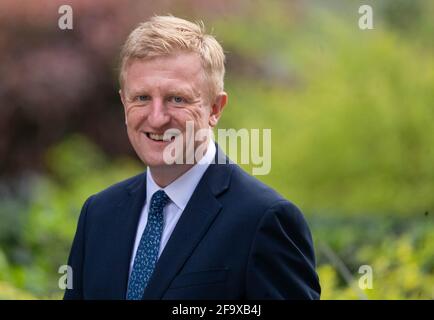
[{"left": 64, "top": 147, "right": 320, "bottom": 299}]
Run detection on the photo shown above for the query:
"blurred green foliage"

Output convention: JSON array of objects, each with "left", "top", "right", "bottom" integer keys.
[
  {"left": 1, "top": 0, "right": 433, "bottom": 299},
  {"left": 217, "top": 1, "right": 434, "bottom": 216},
  {"left": 313, "top": 215, "right": 434, "bottom": 299},
  {"left": 0, "top": 135, "right": 143, "bottom": 298}
]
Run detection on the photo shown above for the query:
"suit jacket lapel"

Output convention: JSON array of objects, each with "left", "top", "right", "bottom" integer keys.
[
  {"left": 109, "top": 173, "right": 147, "bottom": 299},
  {"left": 142, "top": 145, "right": 233, "bottom": 299}
]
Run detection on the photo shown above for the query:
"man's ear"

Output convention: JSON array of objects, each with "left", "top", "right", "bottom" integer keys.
[
  {"left": 119, "top": 89, "right": 126, "bottom": 105},
  {"left": 209, "top": 92, "right": 228, "bottom": 128},
  {"left": 119, "top": 89, "right": 128, "bottom": 125}
]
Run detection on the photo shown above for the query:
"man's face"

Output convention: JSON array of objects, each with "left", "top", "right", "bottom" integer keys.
[{"left": 120, "top": 52, "right": 225, "bottom": 168}]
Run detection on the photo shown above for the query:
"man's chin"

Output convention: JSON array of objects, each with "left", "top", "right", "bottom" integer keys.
[
  {"left": 143, "top": 158, "right": 169, "bottom": 168},
  {"left": 142, "top": 154, "right": 178, "bottom": 167}
]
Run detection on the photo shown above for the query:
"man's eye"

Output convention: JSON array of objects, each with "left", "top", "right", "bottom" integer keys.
[
  {"left": 137, "top": 95, "right": 150, "bottom": 102},
  {"left": 170, "top": 96, "right": 185, "bottom": 104}
]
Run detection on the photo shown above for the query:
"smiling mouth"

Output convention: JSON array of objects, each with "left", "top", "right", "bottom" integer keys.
[{"left": 145, "top": 132, "right": 176, "bottom": 142}]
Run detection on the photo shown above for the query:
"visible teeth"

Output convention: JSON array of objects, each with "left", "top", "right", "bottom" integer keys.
[{"left": 149, "top": 133, "right": 165, "bottom": 141}]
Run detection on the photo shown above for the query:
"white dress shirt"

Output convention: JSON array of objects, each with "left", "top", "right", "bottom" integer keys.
[{"left": 129, "top": 139, "right": 216, "bottom": 275}]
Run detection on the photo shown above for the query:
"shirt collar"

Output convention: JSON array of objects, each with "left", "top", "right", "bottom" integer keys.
[{"left": 146, "top": 139, "right": 216, "bottom": 211}]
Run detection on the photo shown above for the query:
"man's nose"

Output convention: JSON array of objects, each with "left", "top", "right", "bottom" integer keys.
[{"left": 147, "top": 98, "right": 170, "bottom": 130}]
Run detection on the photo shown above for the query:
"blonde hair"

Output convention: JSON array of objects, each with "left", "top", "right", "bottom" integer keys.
[{"left": 119, "top": 15, "right": 225, "bottom": 100}]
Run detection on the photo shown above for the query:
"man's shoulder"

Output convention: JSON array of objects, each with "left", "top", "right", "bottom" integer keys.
[
  {"left": 89, "top": 171, "right": 145, "bottom": 203},
  {"left": 227, "top": 164, "right": 297, "bottom": 212},
  {"left": 217, "top": 164, "right": 308, "bottom": 236}
]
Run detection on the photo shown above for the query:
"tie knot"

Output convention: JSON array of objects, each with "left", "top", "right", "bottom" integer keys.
[{"left": 150, "top": 190, "right": 170, "bottom": 210}]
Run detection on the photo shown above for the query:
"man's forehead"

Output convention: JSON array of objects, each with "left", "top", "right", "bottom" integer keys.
[
  {"left": 123, "top": 55, "right": 206, "bottom": 94},
  {"left": 127, "top": 81, "right": 199, "bottom": 95},
  {"left": 125, "top": 53, "right": 203, "bottom": 75}
]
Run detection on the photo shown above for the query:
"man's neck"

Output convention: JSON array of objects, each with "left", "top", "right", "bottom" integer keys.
[
  {"left": 149, "top": 164, "right": 195, "bottom": 188},
  {"left": 149, "top": 139, "right": 213, "bottom": 187}
]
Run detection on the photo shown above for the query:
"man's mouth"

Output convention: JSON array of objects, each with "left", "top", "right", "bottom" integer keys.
[{"left": 145, "top": 132, "right": 176, "bottom": 142}]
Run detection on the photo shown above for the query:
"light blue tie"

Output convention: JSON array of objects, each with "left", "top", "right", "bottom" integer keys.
[{"left": 127, "top": 190, "right": 170, "bottom": 300}]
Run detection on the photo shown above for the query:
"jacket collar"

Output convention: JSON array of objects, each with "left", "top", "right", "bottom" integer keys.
[{"left": 118, "top": 143, "right": 233, "bottom": 299}]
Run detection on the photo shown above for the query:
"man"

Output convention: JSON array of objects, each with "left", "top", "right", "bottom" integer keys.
[{"left": 64, "top": 15, "right": 320, "bottom": 300}]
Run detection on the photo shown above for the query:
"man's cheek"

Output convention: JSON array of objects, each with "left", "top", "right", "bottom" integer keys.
[
  {"left": 127, "top": 114, "right": 144, "bottom": 130},
  {"left": 179, "top": 108, "right": 203, "bottom": 125}
]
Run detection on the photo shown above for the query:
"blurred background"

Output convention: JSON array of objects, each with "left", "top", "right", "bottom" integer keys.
[{"left": 0, "top": 0, "right": 433, "bottom": 299}]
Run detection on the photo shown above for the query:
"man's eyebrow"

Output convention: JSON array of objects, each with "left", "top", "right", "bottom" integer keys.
[
  {"left": 125, "top": 85, "right": 201, "bottom": 99},
  {"left": 166, "top": 87, "right": 200, "bottom": 98},
  {"left": 127, "top": 86, "right": 150, "bottom": 96}
]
